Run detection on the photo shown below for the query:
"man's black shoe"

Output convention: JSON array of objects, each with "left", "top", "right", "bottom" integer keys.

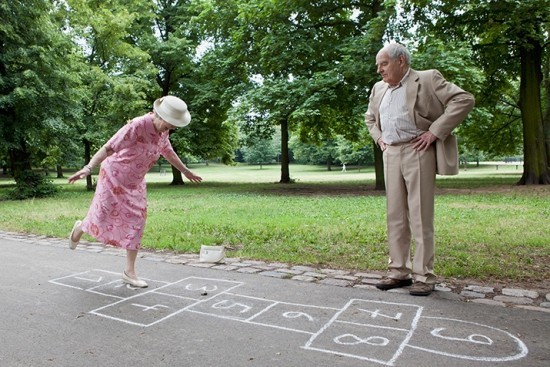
[
  {"left": 409, "top": 281, "right": 434, "bottom": 296},
  {"left": 375, "top": 277, "right": 413, "bottom": 291}
]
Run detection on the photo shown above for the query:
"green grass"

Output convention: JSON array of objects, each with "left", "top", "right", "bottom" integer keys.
[{"left": 0, "top": 163, "right": 548, "bottom": 284}]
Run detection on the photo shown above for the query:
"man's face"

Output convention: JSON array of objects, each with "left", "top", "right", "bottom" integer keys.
[{"left": 376, "top": 51, "right": 406, "bottom": 87}]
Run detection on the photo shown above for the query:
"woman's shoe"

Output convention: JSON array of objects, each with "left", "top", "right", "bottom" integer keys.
[
  {"left": 122, "top": 271, "right": 148, "bottom": 288},
  {"left": 69, "top": 220, "right": 82, "bottom": 250}
]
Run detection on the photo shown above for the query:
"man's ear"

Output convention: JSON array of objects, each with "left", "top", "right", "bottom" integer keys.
[{"left": 399, "top": 55, "right": 405, "bottom": 66}]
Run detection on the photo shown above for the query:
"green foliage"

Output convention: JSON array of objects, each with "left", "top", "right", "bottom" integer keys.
[
  {"left": 290, "top": 135, "right": 374, "bottom": 167},
  {"left": 0, "top": 0, "right": 84, "bottom": 181},
  {"left": 130, "top": 0, "right": 242, "bottom": 165},
  {"left": 2, "top": 0, "right": 548, "bottom": 185},
  {"left": 177, "top": 45, "right": 244, "bottom": 164},
  {"left": 336, "top": 135, "right": 375, "bottom": 166},
  {"left": 412, "top": 39, "right": 523, "bottom": 157},
  {"left": 7, "top": 170, "right": 58, "bottom": 200},
  {"left": 64, "top": 0, "right": 157, "bottom": 127},
  {"left": 197, "top": 0, "right": 393, "bottom": 182},
  {"left": 241, "top": 135, "right": 278, "bottom": 167},
  {"left": 402, "top": 0, "right": 550, "bottom": 183},
  {"left": 290, "top": 137, "right": 338, "bottom": 166}
]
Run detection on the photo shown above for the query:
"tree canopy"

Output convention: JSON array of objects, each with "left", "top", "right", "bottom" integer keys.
[
  {"left": 402, "top": 0, "right": 550, "bottom": 183},
  {"left": 1, "top": 0, "right": 549, "bottom": 199}
]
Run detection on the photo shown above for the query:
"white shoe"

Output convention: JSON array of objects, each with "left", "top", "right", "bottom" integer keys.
[
  {"left": 122, "top": 271, "right": 148, "bottom": 288},
  {"left": 69, "top": 220, "right": 82, "bottom": 250}
]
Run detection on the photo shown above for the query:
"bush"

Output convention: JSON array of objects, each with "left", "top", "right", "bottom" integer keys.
[{"left": 8, "top": 170, "right": 59, "bottom": 200}]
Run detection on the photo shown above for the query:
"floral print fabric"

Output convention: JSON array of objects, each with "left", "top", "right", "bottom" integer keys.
[{"left": 82, "top": 113, "right": 173, "bottom": 250}]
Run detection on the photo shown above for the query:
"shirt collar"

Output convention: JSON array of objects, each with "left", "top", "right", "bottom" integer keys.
[{"left": 389, "top": 68, "right": 411, "bottom": 89}]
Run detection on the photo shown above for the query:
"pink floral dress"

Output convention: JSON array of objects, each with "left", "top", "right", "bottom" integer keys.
[{"left": 81, "top": 113, "right": 174, "bottom": 250}]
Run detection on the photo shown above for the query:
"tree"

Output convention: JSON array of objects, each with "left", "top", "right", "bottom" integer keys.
[
  {"left": 131, "top": 0, "right": 241, "bottom": 184},
  {"left": 336, "top": 135, "right": 375, "bottom": 168},
  {"left": 403, "top": 0, "right": 550, "bottom": 184},
  {"left": 197, "top": 0, "right": 393, "bottom": 184},
  {"left": 544, "top": 22, "right": 550, "bottom": 166},
  {"left": 241, "top": 135, "right": 278, "bottom": 168},
  {"left": 0, "top": 0, "right": 83, "bottom": 197},
  {"left": 177, "top": 43, "right": 244, "bottom": 165},
  {"left": 63, "top": 0, "right": 157, "bottom": 190},
  {"left": 290, "top": 136, "right": 339, "bottom": 170},
  {"left": 409, "top": 39, "right": 523, "bottom": 159}
]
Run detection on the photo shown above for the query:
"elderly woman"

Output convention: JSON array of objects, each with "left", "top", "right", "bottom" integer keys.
[{"left": 68, "top": 96, "right": 202, "bottom": 288}]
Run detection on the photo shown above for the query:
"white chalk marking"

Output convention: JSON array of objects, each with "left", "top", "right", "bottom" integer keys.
[
  {"left": 303, "top": 299, "right": 424, "bottom": 367},
  {"left": 407, "top": 316, "right": 529, "bottom": 362},
  {"left": 358, "top": 308, "right": 403, "bottom": 321},
  {"left": 431, "top": 327, "right": 493, "bottom": 345},
  {"left": 185, "top": 284, "right": 218, "bottom": 292},
  {"left": 51, "top": 270, "right": 530, "bottom": 365},
  {"left": 334, "top": 334, "right": 390, "bottom": 347},
  {"left": 283, "top": 311, "right": 314, "bottom": 322},
  {"left": 74, "top": 275, "right": 103, "bottom": 282},
  {"left": 212, "top": 299, "right": 252, "bottom": 314},
  {"left": 131, "top": 303, "right": 171, "bottom": 312}
]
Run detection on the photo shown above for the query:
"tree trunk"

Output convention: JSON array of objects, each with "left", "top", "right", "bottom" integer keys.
[
  {"left": 279, "top": 119, "right": 291, "bottom": 183},
  {"left": 56, "top": 164, "right": 64, "bottom": 178},
  {"left": 373, "top": 143, "right": 385, "bottom": 190},
  {"left": 84, "top": 139, "right": 94, "bottom": 191},
  {"left": 8, "top": 139, "right": 32, "bottom": 181},
  {"left": 543, "top": 40, "right": 550, "bottom": 169},
  {"left": 170, "top": 164, "right": 184, "bottom": 185},
  {"left": 517, "top": 41, "right": 550, "bottom": 185},
  {"left": 169, "top": 140, "right": 184, "bottom": 185},
  {"left": 367, "top": 0, "right": 389, "bottom": 191}
]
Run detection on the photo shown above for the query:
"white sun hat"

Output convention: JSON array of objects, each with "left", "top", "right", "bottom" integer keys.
[{"left": 153, "top": 95, "right": 192, "bottom": 127}]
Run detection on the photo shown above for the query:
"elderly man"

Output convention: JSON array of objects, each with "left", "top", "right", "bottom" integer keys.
[{"left": 365, "top": 43, "right": 474, "bottom": 296}]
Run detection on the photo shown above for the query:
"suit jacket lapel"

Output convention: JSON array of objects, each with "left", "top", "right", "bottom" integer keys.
[
  {"left": 373, "top": 83, "right": 389, "bottom": 127},
  {"left": 406, "top": 69, "right": 419, "bottom": 124}
]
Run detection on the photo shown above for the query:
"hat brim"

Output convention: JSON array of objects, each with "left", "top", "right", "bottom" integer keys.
[{"left": 153, "top": 98, "right": 191, "bottom": 127}]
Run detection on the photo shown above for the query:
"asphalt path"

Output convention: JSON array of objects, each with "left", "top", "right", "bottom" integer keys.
[{"left": 1, "top": 236, "right": 549, "bottom": 367}]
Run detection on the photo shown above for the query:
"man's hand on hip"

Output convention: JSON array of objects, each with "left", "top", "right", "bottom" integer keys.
[{"left": 412, "top": 131, "right": 438, "bottom": 151}]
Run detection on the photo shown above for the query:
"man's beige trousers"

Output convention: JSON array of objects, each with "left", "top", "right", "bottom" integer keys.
[{"left": 383, "top": 143, "right": 437, "bottom": 284}]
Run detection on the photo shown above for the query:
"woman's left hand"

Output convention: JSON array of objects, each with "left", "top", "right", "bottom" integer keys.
[
  {"left": 68, "top": 167, "right": 91, "bottom": 184},
  {"left": 183, "top": 170, "right": 202, "bottom": 183}
]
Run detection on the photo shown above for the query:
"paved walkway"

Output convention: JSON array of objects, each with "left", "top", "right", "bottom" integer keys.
[
  {"left": 1, "top": 230, "right": 549, "bottom": 313},
  {"left": 6, "top": 234, "right": 550, "bottom": 367}
]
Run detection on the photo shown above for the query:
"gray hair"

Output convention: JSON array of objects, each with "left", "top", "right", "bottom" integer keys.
[{"left": 381, "top": 43, "right": 411, "bottom": 66}]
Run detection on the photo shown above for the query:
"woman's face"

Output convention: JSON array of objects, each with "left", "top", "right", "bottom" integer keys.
[{"left": 154, "top": 116, "right": 177, "bottom": 133}]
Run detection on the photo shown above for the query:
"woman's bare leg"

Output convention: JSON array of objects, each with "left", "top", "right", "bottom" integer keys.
[
  {"left": 125, "top": 249, "right": 139, "bottom": 279},
  {"left": 70, "top": 221, "right": 84, "bottom": 242},
  {"left": 123, "top": 249, "right": 147, "bottom": 287}
]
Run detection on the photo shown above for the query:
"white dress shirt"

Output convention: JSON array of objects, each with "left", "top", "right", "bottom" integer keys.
[{"left": 379, "top": 69, "right": 425, "bottom": 145}]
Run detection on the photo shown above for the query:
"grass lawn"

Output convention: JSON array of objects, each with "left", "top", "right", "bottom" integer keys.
[{"left": 0, "top": 163, "right": 548, "bottom": 286}]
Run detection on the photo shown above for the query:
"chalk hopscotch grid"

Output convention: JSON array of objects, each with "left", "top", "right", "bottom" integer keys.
[
  {"left": 50, "top": 270, "right": 341, "bottom": 334},
  {"left": 89, "top": 276, "right": 244, "bottom": 327},
  {"left": 49, "top": 270, "right": 239, "bottom": 327},
  {"left": 185, "top": 292, "right": 341, "bottom": 335},
  {"left": 49, "top": 270, "right": 101, "bottom": 290},
  {"left": 406, "top": 316, "right": 529, "bottom": 362},
  {"left": 301, "top": 299, "right": 423, "bottom": 366},
  {"left": 49, "top": 269, "right": 530, "bottom": 366}
]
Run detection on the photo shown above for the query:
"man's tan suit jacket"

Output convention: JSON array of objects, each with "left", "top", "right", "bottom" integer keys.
[{"left": 365, "top": 69, "right": 475, "bottom": 174}]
